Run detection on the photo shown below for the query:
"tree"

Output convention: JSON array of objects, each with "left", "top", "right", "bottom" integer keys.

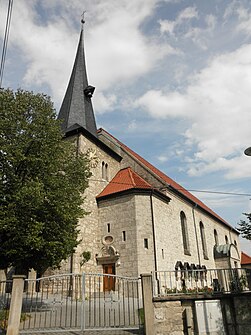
[
  {"left": 0, "top": 89, "right": 91, "bottom": 274},
  {"left": 238, "top": 213, "right": 251, "bottom": 240}
]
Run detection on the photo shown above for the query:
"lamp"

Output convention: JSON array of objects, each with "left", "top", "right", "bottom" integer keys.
[{"left": 244, "top": 147, "right": 251, "bottom": 156}]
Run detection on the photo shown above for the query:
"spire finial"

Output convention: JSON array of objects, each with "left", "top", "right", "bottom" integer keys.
[{"left": 81, "top": 11, "right": 86, "bottom": 28}]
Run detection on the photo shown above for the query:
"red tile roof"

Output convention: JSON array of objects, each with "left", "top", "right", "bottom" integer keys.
[
  {"left": 97, "top": 167, "right": 152, "bottom": 198},
  {"left": 241, "top": 251, "right": 251, "bottom": 265},
  {"left": 98, "top": 128, "right": 236, "bottom": 231}
]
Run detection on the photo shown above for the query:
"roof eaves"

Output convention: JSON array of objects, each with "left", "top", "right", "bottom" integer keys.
[
  {"left": 64, "top": 126, "right": 122, "bottom": 161},
  {"left": 96, "top": 187, "right": 171, "bottom": 203}
]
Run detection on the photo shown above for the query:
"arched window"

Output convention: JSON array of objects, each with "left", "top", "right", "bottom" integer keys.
[
  {"left": 102, "top": 161, "right": 109, "bottom": 181},
  {"left": 234, "top": 240, "right": 237, "bottom": 247},
  {"left": 225, "top": 235, "right": 229, "bottom": 244},
  {"left": 214, "top": 229, "right": 219, "bottom": 246},
  {"left": 105, "top": 163, "right": 109, "bottom": 181},
  {"left": 200, "top": 221, "right": 208, "bottom": 259},
  {"left": 180, "top": 211, "right": 190, "bottom": 255},
  {"left": 102, "top": 161, "right": 105, "bottom": 179}
]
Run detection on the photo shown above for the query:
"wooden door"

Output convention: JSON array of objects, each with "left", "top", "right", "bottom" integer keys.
[{"left": 103, "top": 264, "right": 115, "bottom": 291}]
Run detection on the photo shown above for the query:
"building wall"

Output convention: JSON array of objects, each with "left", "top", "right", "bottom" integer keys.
[
  {"left": 76, "top": 134, "right": 121, "bottom": 273},
  {"left": 97, "top": 193, "right": 156, "bottom": 277},
  {"left": 152, "top": 190, "right": 240, "bottom": 271},
  {"left": 97, "top": 194, "right": 138, "bottom": 277},
  {"left": 134, "top": 194, "right": 155, "bottom": 275},
  {"left": 50, "top": 131, "right": 241, "bottom": 277},
  {"left": 117, "top": 141, "right": 241, "bottom": 270}
]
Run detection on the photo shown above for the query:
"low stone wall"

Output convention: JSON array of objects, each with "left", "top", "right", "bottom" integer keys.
[{"left": 153, "top": 300, "right": 184, "bottom": 335}]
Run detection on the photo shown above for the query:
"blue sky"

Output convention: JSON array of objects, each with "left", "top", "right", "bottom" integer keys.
[{"left": 1, "top": 0, "right": 251, "bottom": 254}]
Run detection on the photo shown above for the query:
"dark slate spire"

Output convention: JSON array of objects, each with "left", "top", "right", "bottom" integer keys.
[{"left": 58, "top": 24, "right": 97, "bottom": 137}]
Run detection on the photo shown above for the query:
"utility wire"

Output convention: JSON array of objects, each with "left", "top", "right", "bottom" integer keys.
[
  {"left": 0, "top": 0, "right": 14, "bottom": 88},
  {"left": 88, "top": 178, "right": 251, "bottom": 197}
]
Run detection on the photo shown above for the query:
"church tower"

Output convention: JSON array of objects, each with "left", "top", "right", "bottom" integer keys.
[{"left": 58, "top": 22, "right": 97, "bottom": 137}]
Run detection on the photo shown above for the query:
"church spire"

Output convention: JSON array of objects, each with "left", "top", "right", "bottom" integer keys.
[{"left": 58, "top": 18, "right": 97, "bottom": 137}]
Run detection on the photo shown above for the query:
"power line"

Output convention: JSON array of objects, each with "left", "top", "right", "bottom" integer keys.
[
  {"left": 88, "top": 178, "right": 251, "bottom": 197},
  {"left": 0, "top": 0, "right": 14, "bottom": 88}
]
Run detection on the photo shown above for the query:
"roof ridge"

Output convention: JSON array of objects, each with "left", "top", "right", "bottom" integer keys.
[{"left": 128, "top": 167, "right": 136, "bottom": 187}]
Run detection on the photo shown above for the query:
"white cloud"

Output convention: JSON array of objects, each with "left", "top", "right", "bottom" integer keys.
[
  {"left": 159, "top": 6, "right": 198, "bottom": 35},
  {"left": 136, "top": 43, "right": 251, "bottom": 179},
  {"left": 136, "top": 90, "right": 187, "bottom": 118},
  {"left": 93, "top": 92, "right": 117, "bottom": 114},
  {"left": 157, "top": 155, "right": 168, "bottom": 162},
  {"left": 159, "top": 6, "right": 216, "bottom": 50},
  {"left": 1, "top": 0, "right": 174, "bottom": 113}
]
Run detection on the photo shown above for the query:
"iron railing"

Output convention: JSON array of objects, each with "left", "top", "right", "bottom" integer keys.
[
  {"left": 83, "top": 273, "right": 141, "bottom": 330},
  {"left": 0, "top": 280, "right": 12, "bottom": 332},
  {"left": 152, "top": 268, "right": 251, "bottom": 297},
  {"left": 20, "top": 273, "right": 82, "bottom": 332},
  {"left": 19, "top": 273, "right": 142, "bottom": 332}
]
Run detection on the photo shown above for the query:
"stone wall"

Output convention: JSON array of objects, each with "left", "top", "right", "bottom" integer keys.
[
  {"left": 153, "top": 300, "right": 184, "bottom": 335},
  {"left": 150, "top": 294, "right": 251, "bottom": 335},
  {"left": 98, "top": 194, "right": 139, "bottom": 277},
  {"left": 117, "top": 140, "right": 241, "bottom": 271}
]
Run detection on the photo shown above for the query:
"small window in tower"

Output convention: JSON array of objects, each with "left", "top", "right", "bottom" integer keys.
[
  {"left": 162, "top": 249, "right": 164, "bottom": 259},
  {"left": 122, "top": 231, "right": 126, "bottom": 241},
  {"left": 144, "top": 238, "right": 148, "bottom": 249},
  {"left": 234, "top": 240, "right": 237, "bottom": 246},
  {"left": 225, "top": 235, "right": 229, "bottom": 244},
  {"left": 107, "top": 223, "right": 110, "bottom": 233}
]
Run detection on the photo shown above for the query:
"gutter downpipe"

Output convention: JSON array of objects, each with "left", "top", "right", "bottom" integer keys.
[
  {"left": 192, "top": 203, "right": 201, "bottom": 266},
  {"left": 150, "top": 190, "right": 160, "bottom": 294}
]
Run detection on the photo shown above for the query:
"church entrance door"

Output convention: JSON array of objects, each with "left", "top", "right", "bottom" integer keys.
[{"left": 103, "top": 263, "right": 115, "bottom": 291}]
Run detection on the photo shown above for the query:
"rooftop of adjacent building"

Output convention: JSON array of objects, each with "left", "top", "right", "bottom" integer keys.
[{"left": 241, "top": 251, "right": 251, "bottom": 265}]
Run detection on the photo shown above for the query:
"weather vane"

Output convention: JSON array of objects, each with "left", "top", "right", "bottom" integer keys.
[{"left": 81, "top": 11, "right": 86, "bottom": 26}]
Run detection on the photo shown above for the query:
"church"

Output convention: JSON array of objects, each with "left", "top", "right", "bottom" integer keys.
[{"left": 55, "top": 25, "right": 240, "bottom": 282}]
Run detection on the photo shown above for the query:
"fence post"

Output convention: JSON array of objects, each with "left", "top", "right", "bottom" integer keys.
[
  {"left": 6, "top": 275, "right": 26, "bottom": 335},
  {"left": 141, "top": 273, "right": 154, "bottom": 335}
]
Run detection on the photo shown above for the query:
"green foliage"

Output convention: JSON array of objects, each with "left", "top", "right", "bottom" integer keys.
[
  {"left": 0, "top": 309, "right": 30, "bottom": 330},
  {"left": 80, "top": 251, "right": 91, "bottom": 266},
  {"left": 0, "top": 89, "right": 91, "bottom": 274},
  {"left": 237, "top": 213, "right": 251, "bottom": 240},
  {"left": 230, "top": 274, "right": 248, "bottom": 292},
  {"left": 138, "top": 308, "right": 144, "bottom": 325}
]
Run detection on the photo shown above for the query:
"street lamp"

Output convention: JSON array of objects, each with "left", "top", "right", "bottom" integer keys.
[{"left": 244, "top": 147, "right": 251, "bottom": 156}]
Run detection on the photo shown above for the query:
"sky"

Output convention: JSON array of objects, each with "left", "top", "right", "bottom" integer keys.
[{"left": 0, "top": 0, "right": 251, "bottom": 254}]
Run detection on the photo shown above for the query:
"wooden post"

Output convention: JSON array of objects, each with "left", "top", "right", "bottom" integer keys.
[{"left": 6, "top": 275, "right": 26, "bottom": 335}]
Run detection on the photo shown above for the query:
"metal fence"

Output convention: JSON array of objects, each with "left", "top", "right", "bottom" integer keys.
[
  {"left": 19, "top": 273, "right": 142, "bottom": 332},
  {"left": 83, "top": 273, "right": 141, "bottom": 330},
  {"left": 0, "top": 280, "right": 12, "bottom": 331},
  {"left": 152, "top": 268, "right": 251, "bottom": 297}
]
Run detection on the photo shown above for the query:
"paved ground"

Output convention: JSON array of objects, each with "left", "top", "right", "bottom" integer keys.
[{"left": 20, "top": 330, "right": 143, "bottom": 335}]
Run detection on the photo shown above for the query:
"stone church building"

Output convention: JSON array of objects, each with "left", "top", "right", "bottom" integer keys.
[{"left": 55, "top": 26, "right": 240, "bottom": 281}]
